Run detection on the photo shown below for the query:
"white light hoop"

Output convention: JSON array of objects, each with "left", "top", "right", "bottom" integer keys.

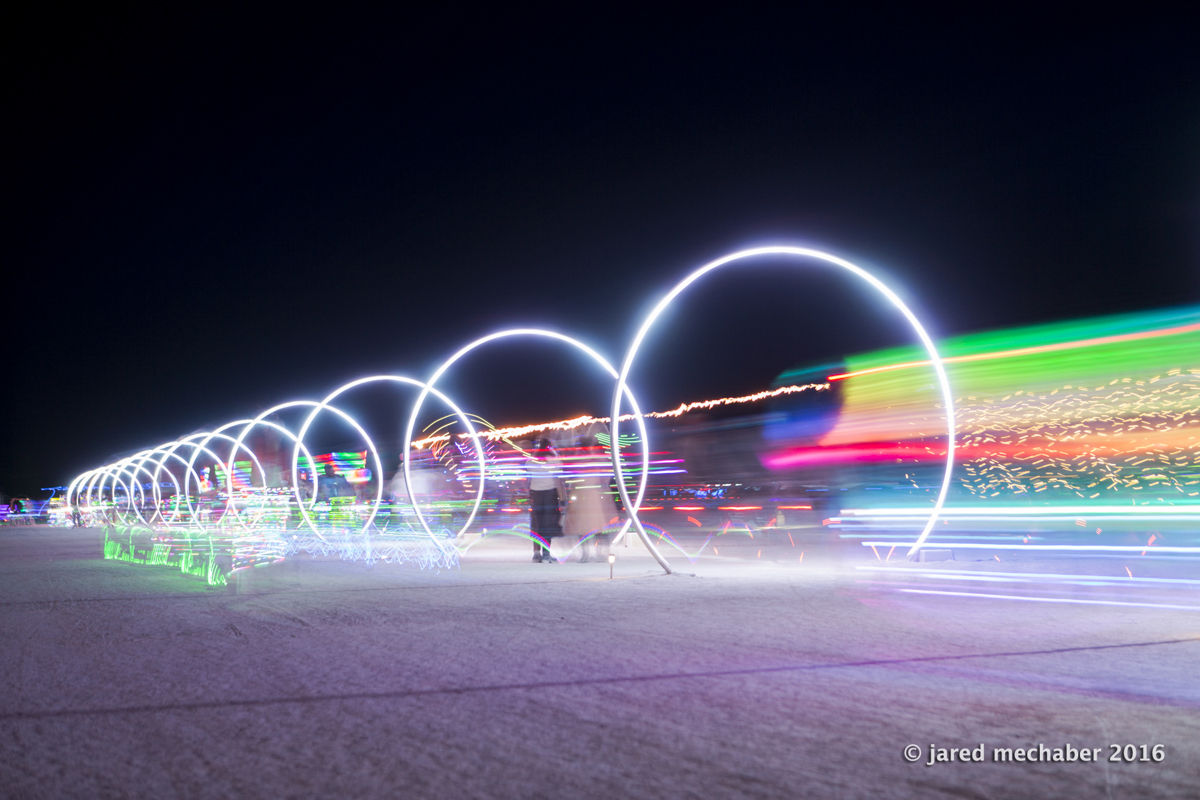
[
  {"left": 78, "top": 470, "right": 106, "bottom": 512},
  {"left": 189, "top": 422, "right": 272, "bottom": 523},
  {"left": 116, "top": 456, "right": 174, "bottom": 526},
  {"left": 228, "top": 413, "right": 321, "bottom": 529},
  {"left": 127, "top": 448, "right": 186, "bottom": 525},
  {"left": 66, "top": 470, "right": 96, "bottom": 510},
  {"left": 146, "top": 439, "right": 224, "bottom": 527},
  {"left": 73, "top": 435, "right": 229, "bottom": 529},
  {"left": 232, "top": 404, "right": 329, "bottom": 536},
  {"left": 89, "top": 466, "right": 123, "bottom": 523},
  {"left": 136, "top": 446, "right": 207, "bottom": 526},
  {"left": 133, "top": 457, "right": 176, "bottom": 526},
  {"left": 177, "top": 435, "right": 259, "bottom": 530},
  {"left": 611, "top": 246, "right": 956, "bottom": 566},
  {"left": 224, "top": 401, "right": 325, "bottom": 524},
  {"left": 94, "top": 471, "right": 122, "bottom": 522},
  {"left": 82, "top": 468, "right": 117, "bottom": 513},
  {"left": 281, "top": 400, "right": 382, "bottom": 538},
  {"left": 177, "top": 437, "right": 252, "bottom": 528},
  {"left": 118, "top": 452, "right": 160, "bottom": 523},
  {"left": 67, "top": 470, "right": 98, "bottom": 506},
  {"left": 88, "top": 472, "right": 110, "bottom": 514},
  {"left": 300, "top": 376, "right": 487, "bottom": 544},
  {"left": 127, "top": 457, "right": 172, "bottom": 524},
  {"left": 404, "top": 329, "right": 656, "bottom": 557},
  {"left": 86, "top": 474, "right": 108, "bottom": 517},
  {"left": 94, "top": 466, "right": 137, "bottom": 525},
  {"left": 100, "top": 460, "right": 150, "bottom": 526}
]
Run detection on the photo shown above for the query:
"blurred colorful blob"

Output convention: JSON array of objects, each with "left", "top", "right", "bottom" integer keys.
[{"left": 765, "top": 305, "right": 1200, "bottom": 503}]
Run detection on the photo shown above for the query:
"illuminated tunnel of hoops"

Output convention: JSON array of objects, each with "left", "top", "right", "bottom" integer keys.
[{"left": 64, "top": 247, "right": 956, "bottom": 584}]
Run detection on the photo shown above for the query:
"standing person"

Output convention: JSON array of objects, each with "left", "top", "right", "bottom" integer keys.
[
  {"left": 315, "top": 463, "right": 351, "bottom": 526},
  {"left": 317, "top": 463, "right": 350, "bottom": 502},
  {"left": 528, "top": 437, "right": 564, "bottom": 563},
  {"left": 565, "top": 433, "right": 619, "bottom": 562}
]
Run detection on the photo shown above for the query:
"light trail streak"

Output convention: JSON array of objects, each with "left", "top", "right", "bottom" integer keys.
[
  {"left": 786, "top": 304, "right": 1200, "bottom": 507},
  {"left": 840, "top": 506, "right": 1200, "bottom": 515},
  {"left": 828, "top": 320, "right": 1200, "bottom": 382},
  {"left": 860, "top": 541, "right": 1200, "bottom": 553},
  {"left": 858, "top": 565, "right": 1200, "bottom": 586},
  {"left": 410, "top": 382, "right": 827, "bottom": 449},
  {"left": 898, "top": 588, "right": 1200, "bottom": 612}
]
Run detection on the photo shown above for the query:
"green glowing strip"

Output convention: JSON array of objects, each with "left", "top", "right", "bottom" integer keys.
[
  {"left": 103, "top": 525, "right": 228, "bottom": 586},
  {"left": 844, "top": 304, "right": 1200, "bottom": 373},
  {"left": 777, "top": 304, "right": 1200, "bottom": 396}
]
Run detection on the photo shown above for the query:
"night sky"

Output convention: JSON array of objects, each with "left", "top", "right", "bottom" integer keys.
[{"left": 4, "top": 9, "right": 1198, "bottom": 496}]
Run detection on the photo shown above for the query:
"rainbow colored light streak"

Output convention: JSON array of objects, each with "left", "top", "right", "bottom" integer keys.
[{"left": 769, "top": 304, "right": 1200, "bottom": 506}]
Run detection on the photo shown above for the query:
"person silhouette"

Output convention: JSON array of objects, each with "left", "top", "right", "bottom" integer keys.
[{"left": 528, "top": 437, "right": 564, "bottom": 563}]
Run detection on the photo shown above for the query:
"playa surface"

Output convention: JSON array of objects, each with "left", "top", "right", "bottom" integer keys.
[{"left": 2, "top": 526, "right": 1198, "bottom": 798}]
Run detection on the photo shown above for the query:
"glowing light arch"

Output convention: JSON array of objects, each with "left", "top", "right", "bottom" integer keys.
[
  {"left": 74, "top": 469, "right": 112, "bottom": 518},
  {"left": 285, "top": 376, "right": 486, "bottom": 543},
  {"left": 139, "top": 444, "right": 221, "bottom": 525},
  {"left": 93, "top": 456, "right": 167, "bottom": 526},
  {"left": 610, "top": 246, "right": 956, "bottom": 565},
  {"left": 147, "top": 439, "right": 240, "bottom": 527},
  {"left": 186, "top": 425, "right": 272, "bottom": 517},
  {"left": 225, "top": 412, "right": 322, "bottom": 528},
  {"left": 178, "top": 431, "right": 269, "bottom": 529},
  {"left": 127, "top": 451, "right": 181, "bottom": 525},
  {"left": 403, "top": 329, "right": 669, "bottom": 566},
  {"left": 100, "top": 441, "right": 220, "bottom": 527},
  {"left": 121, "top": 450, "right": 185, "bottom": 525},
  {"left": 92, "top": 465, "right": 141, "bottom": 524}
]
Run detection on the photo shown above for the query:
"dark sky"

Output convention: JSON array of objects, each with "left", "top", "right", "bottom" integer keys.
[{"left": 4, "top": 9, "right": 1198, "bottom": 496}]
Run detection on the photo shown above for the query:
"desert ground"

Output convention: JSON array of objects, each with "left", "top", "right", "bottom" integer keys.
[{"left": 2, "top": 526, "right": 1198, "bottom": 798}]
